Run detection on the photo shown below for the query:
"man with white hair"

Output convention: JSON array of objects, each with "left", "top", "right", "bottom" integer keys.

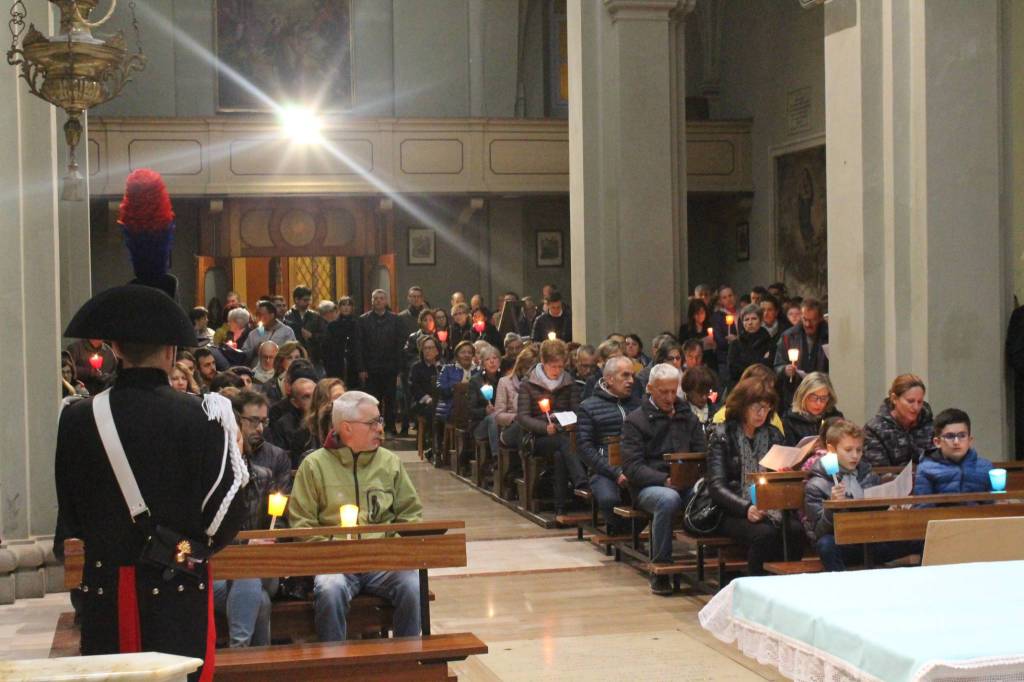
[
  {"left": 288, "top": 391, "right": 423, "bottom": 642},
  {"left": 575, "top": 355, "right": 640, "bottom": 536},
  {"left": 621, "top": 363, "right": 707, "bottom": 595}
]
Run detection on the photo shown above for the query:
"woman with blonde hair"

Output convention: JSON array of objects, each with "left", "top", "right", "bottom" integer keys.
[
  {"left": 169, "top": 361, "right": 201, "bottom": 395},
  {"left": 782, "top": 372, "right": 842, "bottom": 446}
]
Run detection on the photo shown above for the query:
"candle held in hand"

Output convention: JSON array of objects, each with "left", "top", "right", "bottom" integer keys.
[
  {"left": 538, "top": 398, "right": 551, "bottom": 414},
  {"left": 708, "top": 390, "right": 719, "bottom": 404},
  {"left": 340, "top": 504, "right": 359, "bottom": 528},
  {"left": 787, "top": 347, "right": 800, "bottom": 364},
  {"left": 706, "top": 327, "right": 714, "bottom": 337},
  {"left": 267, "top": 493, "right": 288, "bottom": 517},
  {"left": 725, "top": 314, "right": 735, "bottom": 327},
  {"left": 547, "top": 331, "right": 557, "bottom": 341},
  {"left": 480, "top": 384, "right": 494, "bottom": 401},
  {"left": 437, "top": 330, "right": 448, "bottom": 343},
  {"left": 89, "top": 354, "right": 103, "bottom": 371},
  {"left": 473, "top": 320, "right": 485, "bottom": 333}
]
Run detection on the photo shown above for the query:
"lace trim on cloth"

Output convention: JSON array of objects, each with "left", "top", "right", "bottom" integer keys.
[
  {"left": 699, "top": 584, "right": 882, "bottom": 682},
  {"left": 201, "top": 392, "right": 249, "bottom": 536},
  {"left": 699, "top": 585, "right": 1024, "bottom": 682}
]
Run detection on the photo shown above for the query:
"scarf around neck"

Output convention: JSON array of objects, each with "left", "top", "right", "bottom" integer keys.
[
  {"left": 735, "top": 424, "right": 774, "bottom": 502},
  {"left": 531, "top": 363, "right": 564, "bottom": 392}
]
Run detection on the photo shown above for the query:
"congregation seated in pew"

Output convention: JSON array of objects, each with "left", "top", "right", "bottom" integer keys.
[
  {"left": 288, "top": 391, "right": 424, "bottom": 642},
  {"left": 803, "top": 419, "right": 922, "bottom": 572},
  {"left": 782, "top": 372, "right": 843, "bottom": 446},
  {"left": 707, "top": 378, "right": 806, "bottom": 576},
  {"left": 914, "top": 408, "right": 994, "bottom": 500},
  {"left": 575, "top": 356, "right": 640, "bottom": 537},
  {"left": 621, "top": 363, "right": 706, "bottom": 595}
]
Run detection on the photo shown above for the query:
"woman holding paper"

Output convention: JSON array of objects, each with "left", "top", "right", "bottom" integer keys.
[
  {"left": 782, "top": 372, "right": 843, "bottom": 447},
  {"left": 516, "top": 338, "right": 585, "bottom": 515},
  {"left": 707, "top": 378, "right": 806, "bottom": 575}
]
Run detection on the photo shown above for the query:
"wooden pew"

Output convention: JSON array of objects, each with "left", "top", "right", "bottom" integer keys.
[
  {"left": 921, "top": 516, "right": 1024, "bottom": 566},
  {"left": 64, "top": 521, "right": 467, "bottom": 640},
  {"left": 829, "top": 492, "right": 1024, "bottom": 547},
  {"left": 441, "top": 384, "right": 471, "bottom": 471},
  {"left": 216, "top": 633, "right": 488, "bottom": 682}
]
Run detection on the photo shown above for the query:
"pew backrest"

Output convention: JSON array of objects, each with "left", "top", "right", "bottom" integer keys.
[{"left": 922, "top": 516, "right": 1024, "bottom": 566}]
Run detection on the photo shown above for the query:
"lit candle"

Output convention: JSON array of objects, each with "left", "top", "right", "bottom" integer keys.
[
  {"left": 340, "top": 504, "right": 359, "bottom": 528},
  {"left": 480, "top": 384, "right": 494, "bottom": 401},
  {"left": 787, "top": 347, "right": 800, "bottom": 364},
  {"left": 473, "top": 320, "right": 485, "bottom": 333},
  {"left": 267, "top": 492, "right": 288, "bottom": 529},
  {"left": 226, "top": 339, "right": 237, "bottom": 349},
  {"left": 725, "top": 314, "right": 735, "bottom": 328},
  {"left": 706, "top": 327, "right": 714, "bottom": 337},
  {"left": 89, "top": 353, "right": 103, "bottom": 371},
  {"left": 437, "top": 330, "right": 448, "bottom": 343},
  {"left": 708, "top": 390, "right": 718, "bottom": 404},
  {"left": 547, "top": 331, "right": 557, "bottom": 341},
  {"left": 539, "top": 398, "right": 552, "bottom": 424}
]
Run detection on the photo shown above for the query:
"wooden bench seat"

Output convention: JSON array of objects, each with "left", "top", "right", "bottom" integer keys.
[
  {"left": 215, "top": 633, "right": 488, "bottom": 682},
  {"left": 764, "top": 558, "right": 825, "bottom": 575}
]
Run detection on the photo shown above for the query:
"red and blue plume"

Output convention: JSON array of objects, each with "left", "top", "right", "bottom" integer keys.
[{"left": 118, "top": 168, "right": 178, "bottom": 298}]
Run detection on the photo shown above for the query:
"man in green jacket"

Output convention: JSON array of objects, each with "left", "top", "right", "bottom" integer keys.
[{"left": 288, "top": 390, "right": 423, "bottom": 641}]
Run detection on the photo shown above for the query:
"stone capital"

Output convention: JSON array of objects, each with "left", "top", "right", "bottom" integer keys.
[{"left": 604, "top": 0, "right": 696, "bottom": 23}]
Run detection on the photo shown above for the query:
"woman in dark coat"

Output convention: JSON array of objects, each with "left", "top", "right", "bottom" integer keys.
[
  {"left": 679, "top": 298, "right": 716, "bottom": 371},
  {"left": 781, "top": 372, "right": 843, "bottom": 447},
  {"left": 516, "top": 339, "right": 585, "bottom": 515},
  {"left": 323, "top": 296, "right": 361, "bottom": 388},
  {"left": 707, "top": 378, "right": 805, "bottom": 575},
  {"left": 468, "top": 308, "right": 503, "bottom": 351},
  {"left": 432, "top": 308, "right": 453, "bottom": 361},
  {"left": 409, "top": 336, "right": 443, "bottom": 459},
  {"left": 863, "top": 374, "right": 934, "bottom": 467},
  {"left": 726, "top": 304, "right": 775, "bottom": 387}
]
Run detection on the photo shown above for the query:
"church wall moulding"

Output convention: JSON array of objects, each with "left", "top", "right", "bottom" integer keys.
[{"left": 87, "top": 117, "right": 751, "bottom": 197}]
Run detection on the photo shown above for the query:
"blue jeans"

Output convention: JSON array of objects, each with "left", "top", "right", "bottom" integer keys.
[
  {"left": 590, "top": 474, "right": 628, "bottom": 535},
  {"left": 213, "top": 578, "right": 278, "bottom": 647},
  {"left": 473, "top": 414, "right": 500, "bottom": 462},
  {"left": 816, "top": 534, "right": 924, "bottom": 572},
  {"left": 636, "top": 486, "right": 691, "bottom": 563},
  {"left": 313, "top": 570, "right": 421, "bottom": 641}
]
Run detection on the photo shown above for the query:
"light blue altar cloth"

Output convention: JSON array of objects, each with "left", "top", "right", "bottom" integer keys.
[{"left": 727, "top": 561, "right": 1024, "bottom": 681}]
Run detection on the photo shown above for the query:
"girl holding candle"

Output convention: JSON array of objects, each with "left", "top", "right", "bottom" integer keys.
[{"left": 516, "top": 339, "right": 586, "bottom": 515}]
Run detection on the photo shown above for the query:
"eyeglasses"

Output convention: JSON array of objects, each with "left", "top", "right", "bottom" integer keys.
[
  {"left": 750, "top": 403, "right": 772, "bottom": 415},
  {"left": 239, "top": 416, "right": 270, "bottom": 428},
  {"left": 348, "top": 416, "right": 385, "bottom": 428},
  {"left": 666, "top": 355, "right": 682, "bottom": 363},
  {"left": 806, "top": 393, "right": 830, "bottom": 405},
  {"left": 939, "top": 432, "right": 969, "bottom": 443}
]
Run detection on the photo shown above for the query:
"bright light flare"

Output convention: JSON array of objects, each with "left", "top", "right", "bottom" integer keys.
[{"left": 278, "top": 105, "right": 323, "bottom": 145}]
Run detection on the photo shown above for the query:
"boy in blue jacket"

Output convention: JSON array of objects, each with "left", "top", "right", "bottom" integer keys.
[{"left": 914, "top": 408, "right": 993, "bottom": 496}]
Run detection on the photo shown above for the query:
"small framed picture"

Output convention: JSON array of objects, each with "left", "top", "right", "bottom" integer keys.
[
  {"left": 536, "top": 230, "right": 564, "bottom": 267},
  {"left": 407, "top": 227, "right": 436, "bottom": 265},
  {"left": 736, "top": 222, "right": 750, "bottom": 262}
]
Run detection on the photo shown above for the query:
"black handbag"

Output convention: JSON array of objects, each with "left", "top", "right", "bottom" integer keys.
[{"left": 683, "top": 477, "right": 723, "bottom": 535}]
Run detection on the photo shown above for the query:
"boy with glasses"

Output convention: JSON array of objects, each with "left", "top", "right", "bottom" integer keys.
[{"left": 914, "top": 408, "right": 993, "bottom": 496}]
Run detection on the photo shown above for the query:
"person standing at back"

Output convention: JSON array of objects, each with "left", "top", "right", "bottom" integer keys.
[
  {"left": 55, "top": 285, "right": 247, "bottom": 682},
  {"left": 358, "top": 289, "right": 404, "bottom": 436}
]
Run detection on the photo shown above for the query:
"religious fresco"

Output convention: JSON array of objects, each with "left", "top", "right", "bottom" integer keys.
[
  {"left": 215, "top": 0, "right": 352, "bottom": 112},
  {"left": 775, "top": 144, "right": 827, "bottom": 299}
]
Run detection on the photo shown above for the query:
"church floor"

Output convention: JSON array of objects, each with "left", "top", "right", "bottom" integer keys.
[{"left": 0, "top": 445, "right": 780, "bottom": 680}]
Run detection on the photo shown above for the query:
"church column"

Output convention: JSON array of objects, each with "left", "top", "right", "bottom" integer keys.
[
  {"left": 568, "top": 0, "right": 692, "bottom": 345},
  {"left": 0, "top": 0, "right": 65, "bottom": 602},
  {"left": 825, "top": 0, "right": 1009, "bottom": 453}
]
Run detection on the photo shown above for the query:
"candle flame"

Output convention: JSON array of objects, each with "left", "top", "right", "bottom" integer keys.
[
  {"left": 340, "top": 504, "right": 359, "bottom": 528},
  {"left": 539, "top": 398, "right": 551, "bottom": 413},
  {"left": 267, "top": 492, "right": 288, "bottom": 518},
  {"left": 547, "top": 331, "right": 557, "bottom": 341}
]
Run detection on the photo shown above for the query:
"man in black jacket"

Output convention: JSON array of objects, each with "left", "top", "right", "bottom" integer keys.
[
  {"left": 576, "top": 356, "right": 639, "bottom": 536},
  {"left": 531, "top": 291, "right": 572, "bottom": 342},
  {"left": 621, "top": 363, "right": 706, "bottom": 595},
  {"left": 358, "top": 289, "right": 404, "bottom": 434},
  {"left": 396, "top": 286, "right": 427, "bottom": 436},
  {"left": 774, "top": 298, "right": 829, "bottom": 407},
  {"left": 55, "top": 285, "right": 246, "bottom": 681},
  {"left": 235, "top": 389, "right": 293, "bottom": 494},
  {"left": 267, "top": 360, "right": 318, "bottom": 468}
]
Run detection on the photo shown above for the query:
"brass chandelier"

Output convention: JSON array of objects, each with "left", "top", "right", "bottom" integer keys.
[{"left": 6, "top": 0, "right": 146, "bottom": 200}]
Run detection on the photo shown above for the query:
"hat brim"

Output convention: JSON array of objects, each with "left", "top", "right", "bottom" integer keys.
[{"left": 64, "top": 284, "right": 197, "bottom": 347}]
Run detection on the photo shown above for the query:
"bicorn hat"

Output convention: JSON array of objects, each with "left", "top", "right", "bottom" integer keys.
[{"left": 64, "top": 285, "right": 197, "bottom": 347}]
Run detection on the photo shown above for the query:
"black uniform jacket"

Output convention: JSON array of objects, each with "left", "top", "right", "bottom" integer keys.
[{"left": 55, "top": 368, "right": 245, "bottom": 680}]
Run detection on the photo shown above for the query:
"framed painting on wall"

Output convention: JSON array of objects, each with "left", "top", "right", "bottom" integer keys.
[
  {"left": 215, "top": 0, "right": 352, "bottom": 112},
  {"left": 774, "top": 143, "right": 827, "bottom": 298},
  {"left": 536, "top": 231, "right": 564, "bottom": 267},
  {"left": 407, "top": 228, "right": 436, "bottom": 266}
]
